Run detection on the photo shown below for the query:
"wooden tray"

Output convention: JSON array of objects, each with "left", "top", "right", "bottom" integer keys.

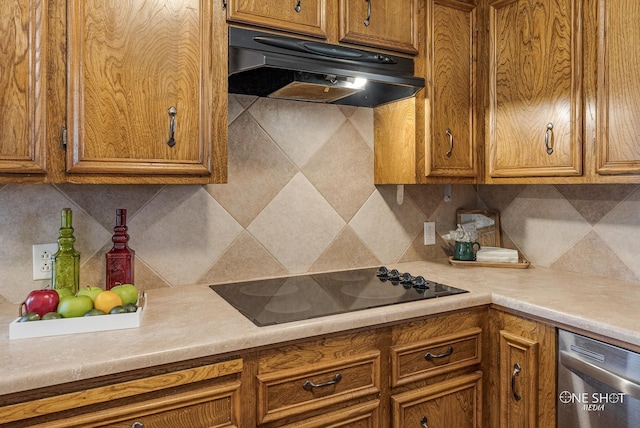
[{"left": 448, "top": 257, "right": 530, "bottom": 269}]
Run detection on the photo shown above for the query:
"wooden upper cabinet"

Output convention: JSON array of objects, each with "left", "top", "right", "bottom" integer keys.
[
  {"left": 596, "top": 0, "right": 640, "bottom": 176},
  {"left": 66, "top": 0, "right": 226, "bottom": 182},
  {"left": 488, "top": 0, "right": 582, "bottom": 178},
  {"left": 426, "top": 0, "right": 477, "bottom": 178},
  {"left": 227, "top": 0, "right": 328, "bottom": 39},
  {"left": 0, "top": 0, "right": 46, "bottom": 175},
  {"left": 339, "top": 0, "right": 418, "bottom": 54}
]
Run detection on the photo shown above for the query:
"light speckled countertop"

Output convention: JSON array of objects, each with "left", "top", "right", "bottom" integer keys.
[{"left": 1, "top": 259, "right": 639, "bottom": 396}]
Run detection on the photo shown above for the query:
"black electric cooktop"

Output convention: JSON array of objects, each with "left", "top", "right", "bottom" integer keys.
[{"left": 209, "top": 266, "right": 468, "bottom": 326}]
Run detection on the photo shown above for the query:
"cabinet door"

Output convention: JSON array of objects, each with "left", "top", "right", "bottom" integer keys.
[
  {"left": 391, "top": 372, "right": 483, "bottom": 428},
  {"left": 0, "top": 0, "right": 46, "bottom": 175},
  {"left": 489, "top": 310, "right": 556, "bottom": 428},
  {"left": 488, "top": 0, "right": 582, "bottom": 178},
  {"left": 339, "top": 0, "right": 418, "bottom": 54},
  {"left": 425, "top": 0, "right": 477, "bottom": 177},
  {"left": 66, "top": 0, "right": 222, "bottom": 179},
  {"left": 227, "top": 0, "right": 328, "bottom": 39},
  {"left": 596, "top": 0, "right": 640, "bottom": 175}
]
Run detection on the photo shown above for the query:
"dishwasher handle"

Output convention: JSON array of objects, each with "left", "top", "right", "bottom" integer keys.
[{"left": 560, "top": 350, "right": 640, "bottom": 400}]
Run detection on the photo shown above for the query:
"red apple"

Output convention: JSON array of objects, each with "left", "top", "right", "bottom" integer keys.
[{"left": 22, "top": 289, "right": 60, "bottom": 317}]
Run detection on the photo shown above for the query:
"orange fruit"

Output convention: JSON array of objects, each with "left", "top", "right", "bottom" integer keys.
[{"left": 93, "top": 290, "right": 123, "bottom": 314}]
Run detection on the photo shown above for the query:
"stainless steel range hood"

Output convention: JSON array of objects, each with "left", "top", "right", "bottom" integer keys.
[{"left": 228, "top": 27, "right": 425, "bottom": 108}]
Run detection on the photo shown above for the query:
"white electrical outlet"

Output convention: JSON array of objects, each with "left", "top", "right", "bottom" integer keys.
[
  {"left": 32, "top": 243, "right": 58, "bottom": 280},
  {"left": 424, "top": 222, "right": 436, "bottom": 245}
]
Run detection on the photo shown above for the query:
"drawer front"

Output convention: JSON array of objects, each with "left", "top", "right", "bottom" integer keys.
[
  {"left": 391, "top": 328, "right": 482, "bottom": 387},
  {"left": 257, "top": 352, "right": 381, "bottom": 424},
  {"left": 280, "top": 399, "right": 380, "bottom": 428}
]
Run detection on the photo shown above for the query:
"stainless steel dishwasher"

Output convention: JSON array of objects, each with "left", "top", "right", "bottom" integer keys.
[{"left": 558, "top": 329, "right": 640, "bottom": 427}]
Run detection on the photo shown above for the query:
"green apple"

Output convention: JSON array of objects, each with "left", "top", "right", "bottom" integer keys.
[
  {"left": 57, "top": 295, "right": 94, "bottom": 318},
  {"left": 110, "top": 284, "right": 138, "bottom": 305},
  {"left": 77, "top": 286, "right": 104, "bottom": 302}
]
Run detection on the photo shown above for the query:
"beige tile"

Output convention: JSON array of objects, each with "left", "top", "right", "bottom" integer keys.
[
  {"left": 349, "top": 185, "right": 426, "bottom": 263},
  {"left": 199, "top": 231, "right": 288, "bottom": 284},
  {"left": 502, "top": 185, "right": 591, "bottom": 266},
  {"left": 0, "top": 185, "right": 111, "bottom": 303},
  {"left": 55, "top": 184, "right": 164, "bottom": 229},
  {"left": 207, "top": 111, "right": 298, "bottom": 227},
  {"left": 129, "top": 186, "right": 243, "bottom": 285},
  {"left": 477, "top": 185, "right": 526, "bottom": 213},
  {"left": 400, "top": 233, "right": 451, "bottom": 262},
  {"left": 593, "top": 187, "right": 640, "bottom": 279},
  {"left": 247, "top": 173, "right": 346, "bottom": 273},
  {"left": 302, "top": 120, "right": 375, "bottom": 222},
  {"left": 554, "top": 184, "right": 639, "bottom": 225},
  {"left": 310, "top": 226, "right": 381, "bottom": 272},
  {"left": 430, "top": 185, "right": 480, "bottom": 236},
  {"left": 228, "top": 94, "right": 246, "bottom": 125},
  {"left": 248, "top": 98, "right": 348, "bottom": 167},
  {"left": 346, "top": 107, "right": 374, "bottom": 150},
  {"left": 552, "top": 231, "right": 637, "bottom": 282}
]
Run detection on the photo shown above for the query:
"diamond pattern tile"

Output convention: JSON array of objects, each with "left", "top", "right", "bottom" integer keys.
[
  {"left": 129, "top": 186, "right": 243, "bottom": 285},
  {"left": 247, "top": 173, "right": 346, "bottom": 273},
  {"left": 592, "top": 187, "right": 640, "bottom": 279},
  {"left": 502, "top": 185, "right": 592, "bottom": 267},
  {"left": 248, "top": 98, "right": 348, "bottom": 167},
  {"left": 302, "top": 120, "right": 375, "bottom": 222},
  {"left": 349, "top": 185, "right": 426, "bottom": 263},
  {"left": 207, "top": 111, "right": 298, "bottom": 227},
  {"left": 554, "top": 184, "right": 638, "bottom": 225}
]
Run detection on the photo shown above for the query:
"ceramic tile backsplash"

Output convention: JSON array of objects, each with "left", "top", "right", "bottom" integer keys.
[{"left": 0, "top": 96, "right": 639, "bottom": 304}]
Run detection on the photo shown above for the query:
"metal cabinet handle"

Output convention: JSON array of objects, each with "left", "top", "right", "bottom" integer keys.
[
  {"left": 364, "top": 0, "right": 371, "bottom": 26},
  {"left": 544, "top": 122, "right": 554, "bottom": 155},
  {"left": 445, "top": 128, "right": 453, "bottom": 158},
  {"left": 302, "top": 373, "right": 342, "bottom": 391},
  {"left": 131, "top": 422, "right": 144, "bottom": 428},
  {"left": 511, "top": 363, "right": 522, "bottom": 401},
  {"left": 294, "top": 0, "right": 301, "bottom": 12},
  {"left": 421, "top": 415, "right": 428, "bottom": 428},
  {"left": 167, "top": 106, "right": 177, "bottom": 147},
  {"left": 425, "top": 346, "right": 453, "bottom": 361}
]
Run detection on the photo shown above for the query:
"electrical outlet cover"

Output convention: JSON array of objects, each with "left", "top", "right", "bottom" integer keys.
[{"left": 32, "top": 243, "right": 58, "bottom": 281}]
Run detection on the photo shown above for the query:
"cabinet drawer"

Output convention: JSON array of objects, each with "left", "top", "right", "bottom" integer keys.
[
  {"left": 279, "top": 400, "right": 380, "bottom": 428},
  {"left": 257, "top": 352, "right": 381, "bottom": 424},
  {"left": 391, "top": 328, "right": 482, "bottom": 387}
]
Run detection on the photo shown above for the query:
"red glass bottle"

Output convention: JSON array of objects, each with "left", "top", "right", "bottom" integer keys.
[{"left": 105, "top": 209, "right": 134, "bottom": 290}]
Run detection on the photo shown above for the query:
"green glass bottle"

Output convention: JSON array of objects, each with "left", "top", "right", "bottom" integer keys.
[{"left": 52, "top": 208, "right": 81, "bottom": 294}]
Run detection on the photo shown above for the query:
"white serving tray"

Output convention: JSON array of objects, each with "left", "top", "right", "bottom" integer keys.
[{"left": 9, "top": 293, "right": 146, "bottom": 340}]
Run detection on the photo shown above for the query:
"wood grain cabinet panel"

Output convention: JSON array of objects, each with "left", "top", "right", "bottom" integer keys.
[
  {"left": 0, "top": 0, "right": 47, "bottom": 175},
  {"left": 391, "top": 328, "right": 482, "bottom": 387},
  {"left": 391, "top": 372, "right": 483, "bottom": 428},
  {"left": 487, "top": 0, "right": 583, "bottom": 178},
  {"left": 227, "top": 0, "right": 328, "bottom": 39},
  {"left": 66, "top": 0, "right": 226, "bottom": 181},
  {"left": 595, "top": 0, "right": 640, "bottom": 176},
  {"left": 339, "top": 0, "right": 418, "bottom": 54},
  {"left": 0, "top": 359, "right": 244, "bottom": 428}
]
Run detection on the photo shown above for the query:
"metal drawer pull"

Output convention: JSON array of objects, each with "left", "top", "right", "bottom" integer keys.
[
  {"left": 544, "top": 122, "right": 554, "bottom": 155},
  {"left": 131, "top": 422, "right": 144, "bottom": 428},
  {"left": 421, "top": 416, "right": 429, "bottom": 427},
  {"left": 424, "top": 346, "right": 453, "bottom": 360},
  {"left": 512, "top": 362, "right": 522, "bottom": 401},
  {"left": 445, "top": 128, "right": 453, "bottom": 157},
  {"left": 294, "top": 0, "right": 301, "bottom": 13},
  {"left": 364, "top": 0, "right": 371, "bottom": 26},
  {"left": 302, "top": 373, "right": 342, "bottom": 391},
  {"left": 167, "top": 106, "right": 177, "bottom": 147}
]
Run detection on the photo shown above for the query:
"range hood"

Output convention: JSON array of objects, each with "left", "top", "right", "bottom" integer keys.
[{"left": 228, "top": 27, "right": 425, "bottom": 108}]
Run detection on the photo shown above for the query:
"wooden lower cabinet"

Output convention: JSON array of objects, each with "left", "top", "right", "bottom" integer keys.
[
  {"left": 488, "top": 308, "right": 557, "bottom": 428},
  {"left": 392, "top": 371, "right": 483, "bottom": 428},
  {"left": 0, "top": 359, "right": 243, "bottom": 428}
]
